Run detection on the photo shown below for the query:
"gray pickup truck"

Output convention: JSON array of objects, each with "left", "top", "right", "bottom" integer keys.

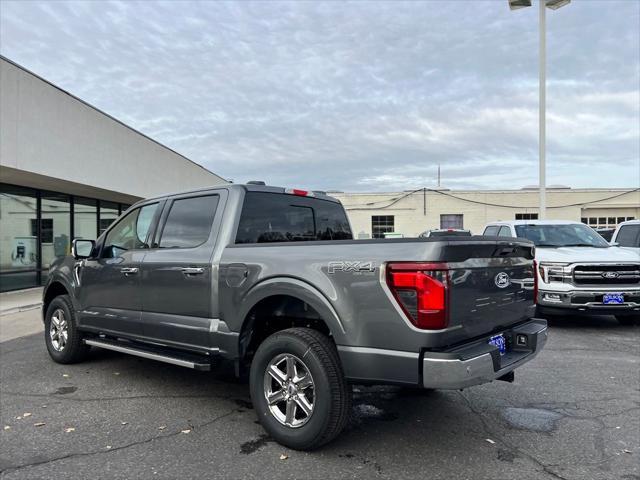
[{"left": 43, "top": 183, "right": 547, "bottom": 450}]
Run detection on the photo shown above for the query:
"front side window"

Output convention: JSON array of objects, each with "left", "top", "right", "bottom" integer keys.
[
  {"left": 159, "top": 195, "right": 219, "bottom": 249},
  {"left": 103, "top": 203, "right": 158, "bottom": 257},
  {"left": 616, "top": 225, "right": 640, "bottom": 247},
  {"left": 514, "top": 223, "right": 610, "bottom": 248}
]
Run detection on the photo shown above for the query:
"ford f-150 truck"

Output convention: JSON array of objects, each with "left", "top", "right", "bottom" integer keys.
[
  {"left": 483, "top": 220, "right": 640, "bottom": 325},
  {"left": 43, "top": 183, "right": 547, "bottom": 450}
]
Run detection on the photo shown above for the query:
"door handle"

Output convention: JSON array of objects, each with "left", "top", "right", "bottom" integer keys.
[
  {"left": 181, "top": 267, "right": 205, "bottom": 276},
  {"left": 120, "top": 267, "right": 139, "bottom": 275}
]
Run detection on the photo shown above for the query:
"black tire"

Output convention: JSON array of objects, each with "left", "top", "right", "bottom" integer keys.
[
  {"left": 249, "top": 328, "right": 351, "bottom": 451},
  {"left": 616, "top": 315, "right": 639, "bottom": 326},
  {"left": 44, "top": 295, "right": 90, "bottom": 364}
]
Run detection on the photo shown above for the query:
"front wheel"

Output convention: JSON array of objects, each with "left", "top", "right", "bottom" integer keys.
[
  {"left": 249, "top": 328, "right": 351, "bottom": 450},
  {"left": 44, "top": 295, "right": 90, "bottom": 364}
]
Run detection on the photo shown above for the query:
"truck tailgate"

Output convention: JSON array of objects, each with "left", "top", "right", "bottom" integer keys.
[{"left": 445, "top": 240, "right": 535, "bottom": 340}]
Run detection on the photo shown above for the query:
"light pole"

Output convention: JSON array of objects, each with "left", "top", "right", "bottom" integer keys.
[{"left": 508, "top": 0, "right": 571, "bottom": 219}]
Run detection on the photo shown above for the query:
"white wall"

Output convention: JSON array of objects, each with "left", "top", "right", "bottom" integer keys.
[
  {"left": 0, "top": 57, "right": 226, "bottom": 201},
  {"left": 333, "top": 189, "right": 640, "bottom": 237}
]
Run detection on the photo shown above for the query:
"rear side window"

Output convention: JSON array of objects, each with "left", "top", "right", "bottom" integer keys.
[
  {"left": 236, "top": 192, "right": 352, "bottom": 243},
  {"left": 616, "top": 225, "right": 640, "bottom": 247},
  {"left": 483, "top": 226, "right": 499, "bottom": 236},
  {"left": 159, "top": 195, "right": 219, "bottom": 248},
  {"left": 498, "top": 226, "right": 513, "bottom": 237}
]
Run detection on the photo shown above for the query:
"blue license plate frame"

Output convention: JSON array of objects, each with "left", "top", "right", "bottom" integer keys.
[
  {"left": 603, "top": 293, "right": 624, "bottom": 305},
  {"left": 489, "top": 334, "right": 506, "bottom": 356}
]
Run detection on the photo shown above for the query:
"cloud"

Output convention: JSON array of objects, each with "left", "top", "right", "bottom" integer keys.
[{"left": 1, "top": 0, "right": 638, "bottom": 192}]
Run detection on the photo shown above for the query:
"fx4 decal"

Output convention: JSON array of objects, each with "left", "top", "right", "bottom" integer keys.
[{"left": 327, "top": 261, "right": 376, "bottom": 275}]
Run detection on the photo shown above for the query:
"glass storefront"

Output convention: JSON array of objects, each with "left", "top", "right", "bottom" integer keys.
[
  {"left": 0, "top": 183, "right": 132, "bottom": 292},
  {"left": 99, "top": 201, "right": 120, "bottom": 235},
  {"left": 74, "top": 197, "right": 97, "bottom": 240},
  {"left": 40, "top": 192, "right": 71, "bottom": 284}
]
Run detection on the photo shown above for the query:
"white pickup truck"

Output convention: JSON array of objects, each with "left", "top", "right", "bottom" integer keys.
[
  {"left": 611, "top": 220, "right": 640, "bottom": 252},
  {"left": 483, "top": 220, "right": 640, "bottom": 325}
]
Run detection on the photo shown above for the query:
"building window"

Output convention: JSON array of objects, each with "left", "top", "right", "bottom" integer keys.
[
  {"left": 584, "top": 216, "right": 633, "bottom": 229},
  {"left": 74, "top": 197, "right": 97, "bottom": 240},
  {"left": 99, "top": 201, "right": 120, "bottom": 235},
  {"left": 31, "top": 219, "right": 54, "bottom": 243},
  {"left": 372, "top": 215, "right": 394, "bottom": 238},
  {"left": 40, "top": 192, "right": 71, "bottom": 283},
  {"left": 515, "top": 213, "right": 538, "bottom": 220},
  {"left": 0, "top": 183, "right": 132, "bottom": 292},
  {"left": 0, "top": 184, "right": 38, "bottom": 292},
  {"left": 440, "top": 214, "right": 463, "bottom": 229}
]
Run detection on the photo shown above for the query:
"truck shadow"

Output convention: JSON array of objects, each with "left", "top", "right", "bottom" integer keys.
[{"left": 543, "top": 314, "right": 625, "bottom": 329}]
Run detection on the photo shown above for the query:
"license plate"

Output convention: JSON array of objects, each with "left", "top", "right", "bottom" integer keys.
[
  {"left": 603, "top": 293, "right": 624, "bottom": 305},
  {"left": 489, "top": 334, "right": 506, "bottom": 356}
]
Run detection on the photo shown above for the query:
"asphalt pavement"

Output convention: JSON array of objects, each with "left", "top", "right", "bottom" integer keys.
[{"left": 1, "top": 314, "right": 638, "bottom": 480}]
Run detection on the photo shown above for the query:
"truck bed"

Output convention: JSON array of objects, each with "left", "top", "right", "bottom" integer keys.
[{"left": 219, "top": 236, "right": 536, "bottom": 353}]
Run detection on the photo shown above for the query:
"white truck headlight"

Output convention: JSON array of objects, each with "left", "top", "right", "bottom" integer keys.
[{"left": 538, "top": 262, "right": 571, "bottom": 284}]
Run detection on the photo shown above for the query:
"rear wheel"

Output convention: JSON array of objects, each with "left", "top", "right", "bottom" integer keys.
[
  {"left": 44, "top": 295, "right": 90, "bottom": 364},
  {"left": 616, "top": 315, "right": 639, "bottom": 326},
  {"left": 249, "top": 328, "right": 351, "bottom": 450}
]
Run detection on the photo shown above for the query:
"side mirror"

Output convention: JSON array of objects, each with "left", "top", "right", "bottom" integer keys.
[{"left": 72, "top": 239, "right": 95, "bottom": 259}]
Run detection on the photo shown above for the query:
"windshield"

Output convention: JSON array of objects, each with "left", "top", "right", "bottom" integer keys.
[{"left": 514, "top": 224, "right": 610, "bottom": 248}]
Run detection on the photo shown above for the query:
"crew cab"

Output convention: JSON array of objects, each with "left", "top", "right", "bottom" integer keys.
[
  {"left": 483, "top": 220, "right": 640, "bottom": 325},
  {"left": 43, "top": 184, "right": 547, "bottom": 449}
]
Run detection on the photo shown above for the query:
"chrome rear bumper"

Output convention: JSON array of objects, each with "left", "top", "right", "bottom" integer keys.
[{"left": 422, "top": 319, "right": 548, "bottom": 389}]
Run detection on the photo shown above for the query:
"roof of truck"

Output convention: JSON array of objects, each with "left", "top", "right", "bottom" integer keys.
[
  {"left": 616, "top": 219, "right": 640, "bottom": 226},
  {"left": 140, "top": 183, "right": 341, "bottom": 204}
]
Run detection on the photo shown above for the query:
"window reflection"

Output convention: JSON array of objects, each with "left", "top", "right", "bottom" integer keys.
[
  {"left": 0, "top": 183, "right": 131, "bottom": 292},
  {"left": 0, "top": 186, "right": 38, "bottom": 272},
  {"left": 41, "top": 192, "right": 71, "bottom": 280},
  {"left": 74, "top": 197, "right": 97, "bottom": 240},
  {"left": 99, "top": 201, "right": 119, "bottom": 235}
]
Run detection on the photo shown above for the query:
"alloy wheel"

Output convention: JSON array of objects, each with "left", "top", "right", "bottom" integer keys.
[
  {"left": 263, "top": 353, "right": 315, "bottom": 428},
  {"left": 49, "top": 308, "right": 68, "bottom": 352}
]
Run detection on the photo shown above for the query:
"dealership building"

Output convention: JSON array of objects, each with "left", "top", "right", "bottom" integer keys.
[
  {"left": 0, "top": 56, "right": 226, "bottom": 292},
  {"left": 332, "top": 187, "right": 640, "bottom": 239}
]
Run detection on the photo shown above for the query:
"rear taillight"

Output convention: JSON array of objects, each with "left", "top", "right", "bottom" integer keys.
[{"left": 386, "top": 262, "right": 449, "bottom": 330}]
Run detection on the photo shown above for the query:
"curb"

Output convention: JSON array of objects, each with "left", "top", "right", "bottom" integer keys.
[{"left": 0, "top": 303, "right": 43, "bottom": 316}]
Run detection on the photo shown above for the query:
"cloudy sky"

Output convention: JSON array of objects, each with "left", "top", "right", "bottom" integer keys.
[{"left": 1, "top": 1, "right": 639, "bottom": 191}]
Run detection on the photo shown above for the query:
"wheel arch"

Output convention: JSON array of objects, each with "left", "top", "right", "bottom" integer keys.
[
  {"left": 42, "top": 281, "right": 71, "bottom": 322},
  {"left": 236, "top": 277, "right": 346, "bottom": 364}
]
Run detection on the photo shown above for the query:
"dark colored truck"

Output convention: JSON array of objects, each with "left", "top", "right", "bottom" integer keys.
[{"left": 42, "top": 183, "right": 547, "bottom": 450}]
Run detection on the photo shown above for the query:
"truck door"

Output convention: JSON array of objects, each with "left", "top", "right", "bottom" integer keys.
[
  {"left": 139, "top": 192, "right": 224, "bottom": 350},
  {"left": 77, "top": 202, "right": 161, "bottom": 336}
]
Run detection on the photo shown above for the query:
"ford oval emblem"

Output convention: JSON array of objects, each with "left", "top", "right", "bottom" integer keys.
[
  {"left": 602, "top": 271, "right": 619, "bottom": 279},
  {"left": 495, "top": 272, "right": 511, "bottom": 288}
]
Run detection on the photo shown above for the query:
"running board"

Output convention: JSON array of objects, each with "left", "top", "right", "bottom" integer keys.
[{"left": 84, "top": 338, "right": 213, "bottom": 371}]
